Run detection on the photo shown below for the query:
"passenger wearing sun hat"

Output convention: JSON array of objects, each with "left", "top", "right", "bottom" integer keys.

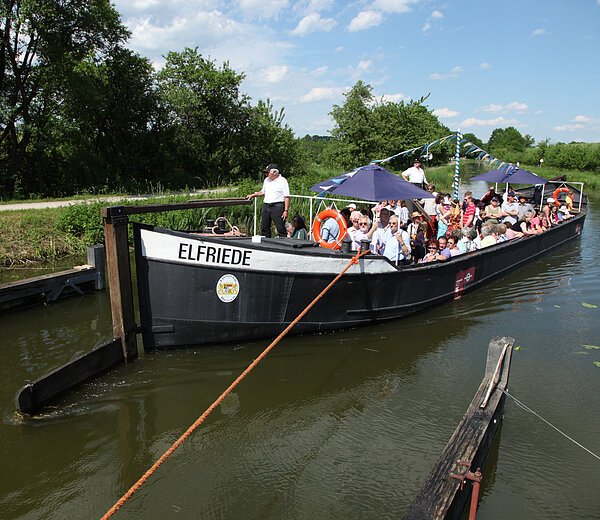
[{"left": 558, "top": 205, "right": 572, "bottom": 220}]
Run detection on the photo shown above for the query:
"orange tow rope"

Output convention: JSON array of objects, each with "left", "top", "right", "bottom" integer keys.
[{"left": 101, "top": 249, "right": 369, "bottom": 519}]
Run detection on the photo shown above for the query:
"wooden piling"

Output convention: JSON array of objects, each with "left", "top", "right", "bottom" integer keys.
[
  {"left": 102, "top": 206, "right": 138, "bottom": 361},
  {"left": 404, "top": 336, "right": 514, "bottom": 520}
]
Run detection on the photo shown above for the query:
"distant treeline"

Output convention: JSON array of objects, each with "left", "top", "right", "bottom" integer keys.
[{"left": 1, "top": 1, "right": 598, "bottom": 200}]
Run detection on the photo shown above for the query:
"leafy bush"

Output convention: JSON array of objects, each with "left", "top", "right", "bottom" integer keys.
[{"left": 55, "top": 202, "right": 106, "bottom": 246}]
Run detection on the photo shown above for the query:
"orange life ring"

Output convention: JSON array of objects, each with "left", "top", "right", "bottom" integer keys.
[
  {"left": 551, "top": 187, "right": 569, "bottom": 206},
  {"left": 312, "top": 209, "right": 349, "bottom": 249}
]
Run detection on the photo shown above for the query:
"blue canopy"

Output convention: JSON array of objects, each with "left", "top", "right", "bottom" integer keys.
[
  {"left": 309, "top": 163, "right": 434, "bottom": 201},
  {"left": 471, "top": 167, "right": 548, "bottom": 185}
]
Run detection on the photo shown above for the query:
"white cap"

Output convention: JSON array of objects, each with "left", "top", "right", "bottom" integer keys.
[
  {"left": 547, "top": 197, "right": 555, "bottom": 203},
  {"left": 347, "top": 203, "right": 357, "bottom": 210}
]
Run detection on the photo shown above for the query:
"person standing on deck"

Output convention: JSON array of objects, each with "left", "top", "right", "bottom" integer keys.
[
  {"left": 402, "top": 158, "right": 428, "bottom": 189},
  {"left": 247, "top": 164, "right": 290, "bottom": 237}
]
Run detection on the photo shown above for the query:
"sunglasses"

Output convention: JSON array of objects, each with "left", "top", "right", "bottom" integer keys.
[
  {"left": 359, "top": 222, "right": 369, "bottom": 226},
  {"left": 428, "top": 247, "right": 438, "bottom": 251}
]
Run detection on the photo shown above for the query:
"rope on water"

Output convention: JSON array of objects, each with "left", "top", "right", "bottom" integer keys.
[
  {"left": 100, "top": 249, "right": 369, "bottom": 519},
  {"left": 501, "top": 388, "right": 600, "bottom": 462}
]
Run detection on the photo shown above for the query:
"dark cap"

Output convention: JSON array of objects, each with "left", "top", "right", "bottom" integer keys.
[
  {"left": 264, "top": 163, "right": 279, "bottom": 172},
  {"left": 508, "top": 190, "right": 516, "bottom": 197},
  {"left": 414, "top": 158, "right": 421, "bottom": 163},
  {"left": 518, "top": 194, "right": 527, "bottom": 199},
  {"left": 491, "top": 196, "right": 499, "bottom": 202}
]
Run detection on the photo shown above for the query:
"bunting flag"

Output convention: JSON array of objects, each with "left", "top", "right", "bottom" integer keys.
[
  {"left": 377, "top": 133, "right": 455, "bottom": 164},
  {"left": 374, "top": 132, "right": 513, "bottom": 199}
]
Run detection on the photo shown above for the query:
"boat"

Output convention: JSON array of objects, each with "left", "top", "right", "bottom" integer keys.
[{"left": 133, "top": 181, "right": 586, "bottom": 349}]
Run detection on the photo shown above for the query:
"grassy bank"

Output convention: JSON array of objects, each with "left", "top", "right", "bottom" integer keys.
[
  {"left": 0, "top": 208, "right": 82, "bottom": 266},
  {"left": 0, "top": 163, "right": 597, "bottom": 266}
]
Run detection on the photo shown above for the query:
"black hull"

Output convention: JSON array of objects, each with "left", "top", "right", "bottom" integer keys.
[{"left": 134, "top": 212, "right": 585, "bottom": 349}]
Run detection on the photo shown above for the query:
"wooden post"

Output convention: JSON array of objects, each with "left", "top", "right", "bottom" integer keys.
[
  {"left": 102, "top": 206, "right": 137, "bottom": 360},
  {"left": 87, "top": 244, "right": 106, "bottom": 290}
]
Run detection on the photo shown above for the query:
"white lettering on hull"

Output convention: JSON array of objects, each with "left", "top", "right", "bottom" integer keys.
[{"left": 139, "top": 229, "right": 397, "bottom": 275}]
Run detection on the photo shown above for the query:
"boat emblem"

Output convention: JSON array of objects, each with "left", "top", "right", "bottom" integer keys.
[
  {"left": 454, "top": 267, "right": 476, "bottom": 300},
  {"left": 216, "top": 274, "right": 240, "bottom": 303}
]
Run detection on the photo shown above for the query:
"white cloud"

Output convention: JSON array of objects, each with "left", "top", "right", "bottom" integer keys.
[
  {"left": 373, "top": 0, "right": 418, "bottom": 14},
  {"left": 237, "top": 0, "right": 289, "bottom": 19},
  {"left": 531, "top": 28, "right": 547, "bottom": 37},
  {"left": 348, "top": 10, "right": 383, "bottom": 32},
  {"left": 128, "top": 15, "right": 193, "bottom": 51},
  {"left": 460, "top": 117, "right": 518, "bottom": 128},
  {"left": 480, "top": 62, "right": 491, "bottom": 70},
  {"left": 422, "top": 22, "right": 431, "bottom": 32},
  {"left": 335, "top": 46, "right": 344, "bottom": 52},
  {"left": 300, "top": 86, "right": 347, "bottom": 102},
  {"left": 132, "top": 0, "right": 159, "bottom": 8},
  {"left": 380, "top": 93, "right": 408, "bottom": 103},
  {"left": 261, "top": 65, "right": 289, "bottom": 83},
  {"left": 434, "top": 107, "right": 460, "bottom": 118},
  {"left": 429, "top": 66, "right": 463, "bottom": 80},
  {"left": 554, "top": 123, "right": 585, "bottom": 132},
  {"left": 483, "top": 102, "right": 528, "bottom": 114},
  {"left": 357, "top": 59, "right": 372, "bottom": 72},
  {"left": 430, "top": 10, "right": 444, "bottom": 19},
  {"left": 574, "top": 115, "right": 593, "bottom": 123},
  {"left": 311, "top": 66, "right": 328, "bottom": 76},
  {"left": 291, "top": 13, "right": 336, "bottom": 35},
  {"left": 293, "top": 0, "right": 335, "bottom": 15}
]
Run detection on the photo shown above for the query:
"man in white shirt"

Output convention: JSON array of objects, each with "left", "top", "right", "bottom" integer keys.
[
  {"left": 383, "top": 215, "right": 411, "bottom": 264},
  {"left": 402, "top": 158, "right": 428, "bottom": 188},
  {"left": 367, "top": 207, "right": 392, "bottom": 255},
  {"left": 247, "top": 163, "right": 290, "bottom": 237},
  {"left": 501, "top": 191, "right": 519, "bottom": 226}
]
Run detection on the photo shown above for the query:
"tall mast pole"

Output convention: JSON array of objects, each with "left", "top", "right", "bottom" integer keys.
[{"left": 453, "top": 129, "right": 462, "bottom": 200}]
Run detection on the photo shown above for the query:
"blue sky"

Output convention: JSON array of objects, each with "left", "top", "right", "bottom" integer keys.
[{"left": 112, "top": 0, "right": 600, "bottom": 144}]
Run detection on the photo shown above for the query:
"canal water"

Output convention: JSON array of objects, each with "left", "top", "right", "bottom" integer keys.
[{"left": 1, "top": 196, "right": 599, "bottom": 519}]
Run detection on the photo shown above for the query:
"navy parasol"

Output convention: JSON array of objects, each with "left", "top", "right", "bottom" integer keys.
[
  {"left": 471, "top": 167, "right": 548, "bottom": 185},
  {"left": 309, "top": 163, "right": 434, "bottom": 201}
]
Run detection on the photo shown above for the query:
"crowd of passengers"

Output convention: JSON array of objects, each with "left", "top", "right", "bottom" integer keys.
[{"left": 285, "top": 185, "right": 577, "bottom": 265}]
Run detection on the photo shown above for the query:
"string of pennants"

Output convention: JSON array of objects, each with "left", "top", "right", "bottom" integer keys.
[{"left": 374, "top": 133, "right": 514, "bottom": 171}]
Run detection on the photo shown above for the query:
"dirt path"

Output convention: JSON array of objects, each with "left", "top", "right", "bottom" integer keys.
[{"left": 0, "top": 188, "right": 229, "bottom": 212}]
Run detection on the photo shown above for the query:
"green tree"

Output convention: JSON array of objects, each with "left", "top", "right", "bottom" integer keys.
[
  {"left": 327, "top": 81, "right": 450, "bottom": 170},
  {"left": 463, "top": 132, "right": 484, "bottom": 149},
  {"left": 487, "top": 126, "right": 527, "bottom": 154},
  {"left": 157, "top": 48, "right": 300, "bottom": 188},
  {"left": 0, "top": 0, "right": 129, "bottom": 196},
  {"left": 327, "top": 81, "right": 377, "bottom": 170},
  {"left": 156, "top": 48, "right": 251, "bottom": 187}
]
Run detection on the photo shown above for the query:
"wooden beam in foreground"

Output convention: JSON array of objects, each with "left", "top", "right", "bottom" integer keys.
[
  {"left": 15, "top": 339, "right": 124, "bottom": 414},
  {"left": 404, "top": 336, "right": 514, "bottom": 520}
]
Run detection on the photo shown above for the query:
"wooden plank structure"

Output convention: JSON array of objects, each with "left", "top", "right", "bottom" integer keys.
[
  {"left": 16, "top": 339, "right": 123, "bottom": 414},
  {"left": 15, "top": 198, "right": 250, "bottom": 414},
  {"left": 404, "top": 336, "right": 514, "bottom": 520},
  {"left": 0, "top": 245, "right": 105, "bottom": 314}
]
